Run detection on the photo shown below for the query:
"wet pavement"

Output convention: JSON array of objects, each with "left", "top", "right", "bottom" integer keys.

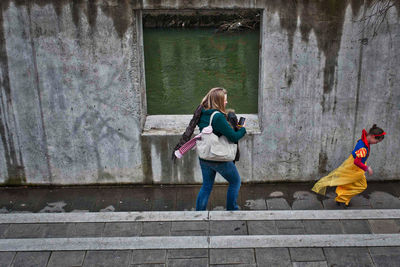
[
  {"left": 0, "top": 182, "right": 400, "bottom": 267},
  {"left": 1, "top": 181, "right": 400, "bottom": 213}
]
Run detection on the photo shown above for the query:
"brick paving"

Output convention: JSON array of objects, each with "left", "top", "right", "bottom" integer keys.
[
  {"left": 2, "top": 247, "right": 400, "bottom": 267},
  {"left": 2, "top": 218, "right": 399, "bottom": 239}
]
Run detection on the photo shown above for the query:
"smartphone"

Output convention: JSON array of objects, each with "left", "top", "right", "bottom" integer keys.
[{"left": 238, "top": 117, "right": 246, "bottom": 126}]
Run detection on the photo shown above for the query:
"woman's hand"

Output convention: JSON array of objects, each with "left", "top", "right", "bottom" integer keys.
[
  {"left": 367, "top": 166, "right": 373, "bottom": 175},
  {"left": 237, "top": 121, "right": 246, "bottom": 129}
]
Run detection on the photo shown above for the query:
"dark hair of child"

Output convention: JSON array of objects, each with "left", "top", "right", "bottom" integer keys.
[{"left": 368, "top": 124, "right": 385, "bottom": 141}]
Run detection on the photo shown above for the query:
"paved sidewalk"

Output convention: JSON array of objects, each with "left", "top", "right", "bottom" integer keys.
[
  {"left": 0, "top": 210, "right": 400, "bottom": 266},
  {"left": 0, "top": 182, "right": 400, "bottom": 213},
  {"left": 0, "top": 182, "right": 399, "bottom": 266}
]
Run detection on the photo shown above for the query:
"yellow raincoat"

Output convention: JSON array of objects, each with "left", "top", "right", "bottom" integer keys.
[
  {"left": 312, "top": 130, "right": 370, "bottom": 206},
  {"left": 311, "top": 155, "right": 367, "bottom": 205}
]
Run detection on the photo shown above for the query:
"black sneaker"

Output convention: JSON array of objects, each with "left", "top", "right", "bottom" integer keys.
[{"left": 335, "top": 201, "right": 348, "bottom": 209}]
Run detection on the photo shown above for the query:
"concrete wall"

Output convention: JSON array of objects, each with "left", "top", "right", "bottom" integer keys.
[{"left": 0, "top": 0, "right": 399, "bottom": 185}]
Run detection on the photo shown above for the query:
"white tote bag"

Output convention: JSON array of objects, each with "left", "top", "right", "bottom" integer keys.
[{"left": 196, "top": 111, "right": 237, "bottom": 161}]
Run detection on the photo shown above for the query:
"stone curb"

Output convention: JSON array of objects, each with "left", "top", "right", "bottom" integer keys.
[
  {"left": 1, "top": 210, "right": 400, "bottom": 224},
  {"left": 209, "top": 210, "right": 400, "bottom": 221},
  {"left": 1, "top": 234, "right": 399, "bottom": 251}
]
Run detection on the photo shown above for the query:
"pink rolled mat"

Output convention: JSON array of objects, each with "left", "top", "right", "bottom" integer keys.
[{"left": 174, "top": 134, "right": 202, "bottom": 159}]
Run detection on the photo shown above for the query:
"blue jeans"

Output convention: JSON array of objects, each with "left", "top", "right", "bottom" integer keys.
[{"left": 196, "top": 159, "right": 241, "bottom": 211}]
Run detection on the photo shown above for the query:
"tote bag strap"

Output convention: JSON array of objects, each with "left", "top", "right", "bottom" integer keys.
[{"left": 208, "top": 111, "right": 220, "bottom": 127}]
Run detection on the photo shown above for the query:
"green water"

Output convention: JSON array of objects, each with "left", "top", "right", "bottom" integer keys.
[{"left": 144, "top": 28, "right": 259, "bottom": 114}]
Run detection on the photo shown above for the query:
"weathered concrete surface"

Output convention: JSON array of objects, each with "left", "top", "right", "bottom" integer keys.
[
  {"left": 0, "top": 1, "right": 145, "bottom": 184},
  {"left": 255, "top": 1, "right": 400, "bottom": 182},
  {"left": 0, "top": 0, "right": 399, "bottom": 185}
]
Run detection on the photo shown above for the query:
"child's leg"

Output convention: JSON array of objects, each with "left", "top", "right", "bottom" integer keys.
[{"left": 335, "top": 177, "right": 367, "bottom": 205}]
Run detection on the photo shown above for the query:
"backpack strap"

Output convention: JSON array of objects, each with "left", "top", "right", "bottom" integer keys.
[{"left": 208, "top": 111, "right": 220, "bottom": 127}]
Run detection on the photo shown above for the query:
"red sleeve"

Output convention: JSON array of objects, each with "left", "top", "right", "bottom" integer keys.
[{"left": 354, "top": 157, "right": 368, "bottom": 171}]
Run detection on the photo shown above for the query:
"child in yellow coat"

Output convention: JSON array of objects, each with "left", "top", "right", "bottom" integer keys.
[{"left": 312, "top": 125, "right": 386, "bottom": 207}]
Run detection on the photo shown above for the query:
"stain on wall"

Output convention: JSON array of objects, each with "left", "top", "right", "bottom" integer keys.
[
  {"left": 140, "top": 136, "right": 154, "bottom": 184},
  {"left": 2, "top": 0, "right": 134, "bottom": 39},
  {"left": 101, "top": 0, "right": 132, "bottom": 39},
  {"left": 0, "top": 6, "right": 26, "bottom": 184},
  {"left": 141, "top": 135, "right": 197, "bottom": 184},
  {"left": 86, "top": 0, "right": 98, "bottom": 29},
  {"left": 268, "top": 0, "right": 347, "bottom": 97}
]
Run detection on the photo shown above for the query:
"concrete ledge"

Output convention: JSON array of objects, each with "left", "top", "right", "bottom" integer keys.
[
  {"left": 210, "top": 234, "right": 400, "bottom": 248},
  {"left": 1, "top": 210, "right": 400, "bottom": 224},
  {"left": 140, "top": 0, "right": 263, "bottom": 10},
  {"left": 0, "top": 211, "right": 209, "bottom": 224},
  {"left": 142, "top": 114, "right": 261, "bottom": 136},
  {"left": 1, "top": 234, "right": 400, "bottom": 251},
  {"left": 0, "top": 236, "right": 208, "bottom": 251},
  {"left": 209, "top": 209, "right": 400, "bottom": 221}
]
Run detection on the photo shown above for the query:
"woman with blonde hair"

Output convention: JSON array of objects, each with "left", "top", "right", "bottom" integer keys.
[{"left": 195, "top": 87, "right": 247, "bottom": 210}]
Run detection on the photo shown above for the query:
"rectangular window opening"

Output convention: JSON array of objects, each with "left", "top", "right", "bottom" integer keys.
[{"left": 142, "top": 9, "right": 262, "bottom": 135}]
